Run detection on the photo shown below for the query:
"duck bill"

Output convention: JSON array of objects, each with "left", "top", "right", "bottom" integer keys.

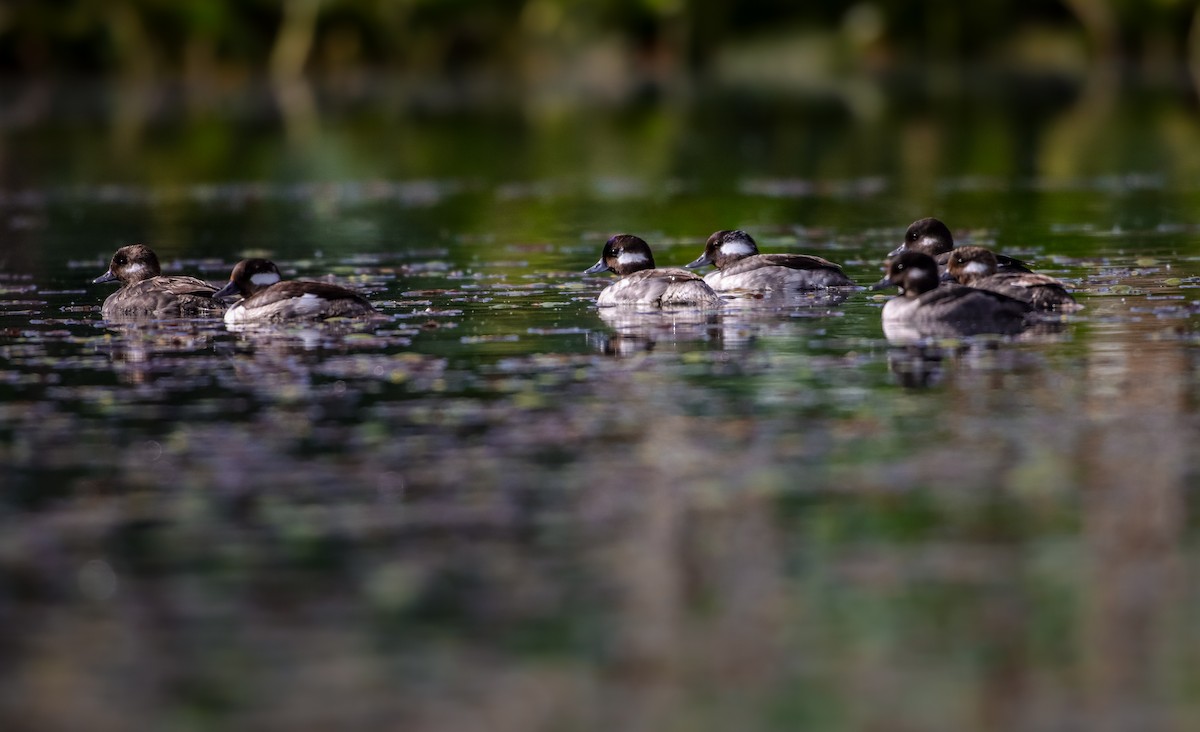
[
  {"left": 939, "top": 270, "right": 956, "bottom": 283},
  {"left": 869, "top": 276, "right": 896, "bottom": 291},
  {"left": 212, "top": 281, "right": 241, "bottom": 300},
  {"left": 886, "top": 244, "right": 905, "bottom": 258},
  {"left": 583, "top": 259, "right": 609, "bottom": 275},
  {"left": 683, "top": 253, "right": 712, "bottom": 269},
  {"left": 92, "top": 269, "right": 118, "bottom": 285}
]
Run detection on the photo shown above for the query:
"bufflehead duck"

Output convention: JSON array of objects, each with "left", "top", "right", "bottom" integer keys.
[
  {"left": 683, "top": 230, "right": 855, "bottom": 292},
  {"left": 945, "top": 246, "right": 1081, "bottom": 312},
  {"left": 93, "top": 244, "right": 225, "bottom": 318},
  {"left": 583, "top": 234, "right": 723, "bottom": 307},
  {"left": 872, "top": 251, "right": 1033, "bottom": 337},
  {"left": 889, "top": 218, "right": 1033, "bottom": 274},
  {"left": 213, "top": 259, "right": 380, "bottom": 324}
]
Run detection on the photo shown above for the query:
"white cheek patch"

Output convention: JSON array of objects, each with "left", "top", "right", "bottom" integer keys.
[
  {"left": 250, "top": 272, "right": 282, "bottom": 287},
  {"left": 616, "top": 252, "right": 648, "bottom": 266},
  {"left": 720, "top": 240, "right": 756, "bottom": 257},
  {"left": 963, "top": 261, "right": 990, "bottom": 277},
  {"left": 125, "top": 263, "right": 148, "bottom": 277}
]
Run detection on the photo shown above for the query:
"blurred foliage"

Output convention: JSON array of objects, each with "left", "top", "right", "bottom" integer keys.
[{"left": 1, "top": 0, "right": 1198, "bottom": 78}]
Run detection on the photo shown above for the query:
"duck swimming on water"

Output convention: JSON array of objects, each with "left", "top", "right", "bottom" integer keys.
[
  {"left": 872, "top": 251, "right": 1034, "bottom": 338},
  {"left": 889, "top": 218, "right": 1033, "bottom": 274},
  {"left": 584, "top": 234, "right": 723, "bottom": 307},
  {"left": 93, "top": 244, "right": 225, "bottom": 318},
  {"left": 684, "top": 229, "right": 856, "bottom": 293},
  {"left": 213, "top": 259, "right": 381, "bottom": 324},
  {"left": 944, "top": 246, "right": 1081, "bottom": 312}
]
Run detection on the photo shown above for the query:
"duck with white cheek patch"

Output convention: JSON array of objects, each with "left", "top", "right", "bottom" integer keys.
[
  {"left": 871, "top": 251, "right": 1034, "bottom": 339},
  {"left": 584, "top": 234, "right": 723, "bottom": 307},
  {"left": 684, "top": 229, "right": 855, "bottom": 292},
  {"left": 93, "top": 244, "right": 226, "bottom": 319},
  {"left": 213, "top": 259, "right": 381, "bottom": 324},
  {"left": 944, "top": 246, "right": 1081, "bottom": 312},
  {"left": 889, "top": 217, "right": 1033, "bottom": 274}
]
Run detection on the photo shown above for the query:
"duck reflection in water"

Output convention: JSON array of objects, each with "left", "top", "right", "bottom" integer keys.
[
  {"left": 589, "top": 296, "right": 851, "bottom": 355},
  {"left": 887, "top": 344, "right": 959, "bottom": 388},
  {"left": 589, "top": 307, "right": 724, "bottom": 356},
  {"left": 886, "top": 335, "right": 1065, "bottom": 389},
  {"left": 97, "top": 321, "right": 226, "bottom": 386}
]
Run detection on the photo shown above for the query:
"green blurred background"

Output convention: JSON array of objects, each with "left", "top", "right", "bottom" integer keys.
[
  {"left": 2, "top": 0, "right": 1199, "bottom": 78},
  {"left": 3, "top": 1, "right": 1200, "bottom": 270},
  {"left": 3, "top": 1, "right": 1199, "bottom": 192}
]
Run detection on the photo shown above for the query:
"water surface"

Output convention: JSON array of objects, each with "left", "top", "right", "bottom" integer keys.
[{"left": 1, "top": 73, "right": 1199, "bottom": 731}]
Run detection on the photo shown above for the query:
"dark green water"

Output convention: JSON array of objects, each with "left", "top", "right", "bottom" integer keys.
[{"left": 2, "top": 72, "right": 1200, "bottom": 730}]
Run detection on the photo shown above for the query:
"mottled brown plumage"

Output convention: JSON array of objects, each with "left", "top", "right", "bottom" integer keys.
[
  {"left": 946, "top": 246, "right": 1081, "bottom": 312},
  {"left": 93, "top": 244, "right": 224, "bottom": 319}
]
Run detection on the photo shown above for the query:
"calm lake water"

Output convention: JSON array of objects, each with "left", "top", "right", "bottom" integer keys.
[{"left": 2, "top": 71, "right": 1200, "bottom": 731}]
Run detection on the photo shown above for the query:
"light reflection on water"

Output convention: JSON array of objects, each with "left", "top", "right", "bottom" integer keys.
[{"left": 2, "top": 78, "right": 1200, "bottom": 729}]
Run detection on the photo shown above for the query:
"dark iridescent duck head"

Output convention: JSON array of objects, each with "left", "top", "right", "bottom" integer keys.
[
  {"left": 872, "top": 251, "right": 942, "bottom": 297},
  {"left": 212, "top": 259, "right": 283, "bottom": 300},
  {"left": 93, "top": 244, "right": 164, "bottom": 285},
  {"left": 584, "top": 234, "right": 657, "bottom": 276},
  {"left": 888, "top": 218, "right": 955, "bottom": 259},
  {"left": 684, "top": 230, "right": 760, "bottom": 270}
]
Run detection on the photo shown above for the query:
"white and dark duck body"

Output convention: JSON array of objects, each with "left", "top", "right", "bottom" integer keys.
[
  {"left": 890, "top": 217, "right": 1033, "bottom": 274},
  {"left": 873, "top": 251, "right": 1034, "bottom": 338},
  {"left": 213, "top": 259, "right": 380, "bottom": 324},
  {"left": 684, "top": 230, "right": 855, "bottom": 292},
  {"left": 93, "top": 244, "right": 225, "bottom": 318},
  {"left": 584, "top": 234, "right": 723, "bottom": 307},
  {"left": 945, "top": 246, "right": 1081, "bottom": 312}
]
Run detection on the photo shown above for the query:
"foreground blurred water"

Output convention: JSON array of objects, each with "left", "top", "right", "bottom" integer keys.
[{"left": 2, "top": 71, "right": 1200, "bottom": 731}]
